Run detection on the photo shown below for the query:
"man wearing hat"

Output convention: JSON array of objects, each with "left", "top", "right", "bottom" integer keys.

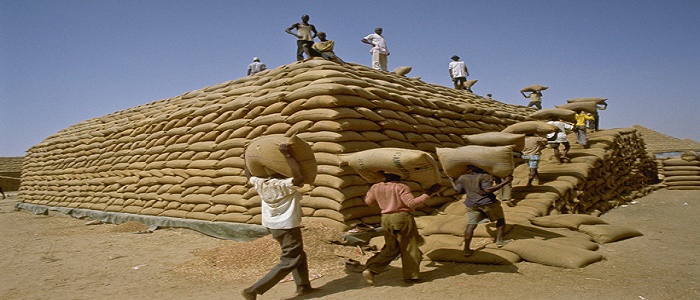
[
  {"left": 247, "top": 57, "right": 266, "bottom": 76},
  {"left": 448, "top": 55, "right": 469, "bottom": 90}
]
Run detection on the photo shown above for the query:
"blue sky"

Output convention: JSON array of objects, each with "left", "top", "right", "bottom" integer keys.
[{"left": 1, "top": 0, "right": 698, "bottom": 156}]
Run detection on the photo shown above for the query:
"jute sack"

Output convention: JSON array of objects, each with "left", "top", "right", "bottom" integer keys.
[
  {"left": 244, "top": 134, "right": 317, "bottom": 184},
  {"left": 501, "top": 239, "right": 603, "bottom": 269},
  {"left": 530, "top": 214, "right": 608, "bottom": 230},
  {"left": 566, "top": 97, "right": 608, "bottom": 110},
  {"left": 556, "top": 102, "right": 597, "bottom": 114},
  {"left": 578, "top": 224, "right": 643, "bottom": 244},
  {"left": 424, "top": 246, "right": 520, "bottom": 264},
  {"left": 663, "top": 159, "right": 700, "bottom": 167},
  {"left": 529, "top": 108, "right": 576, "bottom": 123},
  {"left": 420, "top": 214, "right": 513, "bottom": 237},
  {"left": 520, "top": 84, "right": 548, "bottom": 93},
  {"left": 462, "top": 132, "right": 525, "bottom": 152},
  {"left": 502, "top": 121, "right": 558, "bottom": 136},
  {"left": 436, "top": 145, "right": 514, "bottom": 178},
  {"left": 345, "top": 148, "right": 441, "bottom": 188},
  {"left": 392, "top": 66, "right": 412, "bottom": 76}
]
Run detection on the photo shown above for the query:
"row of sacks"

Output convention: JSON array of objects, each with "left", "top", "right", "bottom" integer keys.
[
  {"left": 658, "top": 151, "right": 700, "bottom": 190},
  {"left": 20, "top": 59, "right": 534, "bottom": 221},
  {"left": 568, "top": 129, "right": 658, "bottom": 213},
  {"left": 519, "top": 128, "right": 657, "bottom": 215},
  {"left": 23, "top": 61, "right": 525, "bottom": 167},
  {"left": 357, "top": 127, "right": 647, "bottom": 269},
  {"left": 389, "top": 213, "right": 642, "bottom": 269}
]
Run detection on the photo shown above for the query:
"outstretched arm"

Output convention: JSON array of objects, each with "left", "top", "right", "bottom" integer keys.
[
  {"left": 484, "top": 176, "right": 513, "bottom": 194},
  {"left": 279, "top": 143, "right": 304, "bottom": 187}
]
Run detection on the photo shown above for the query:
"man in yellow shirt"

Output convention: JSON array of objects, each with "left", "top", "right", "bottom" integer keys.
[
  {"left": 574, "top": 111, "right": 595, "bottom": 148},
  {"left": 304, "top": 32, "right": 345, "bottom": 65}
]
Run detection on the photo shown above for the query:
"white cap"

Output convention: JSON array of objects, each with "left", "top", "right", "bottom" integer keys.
[{"left": 253, "top": 57, "right": 260, "bottom": 62}]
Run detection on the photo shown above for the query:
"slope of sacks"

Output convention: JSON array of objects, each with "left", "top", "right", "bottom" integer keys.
[
  {"left": 19, "top": 58, "right": 534, "bottom": 230},
  {"left": 505, "top": 128, "right": 657, "bottom": 217},
  {"left": 412, "top": 127, "right": 655, "bottom": 267},
  {"left": 509, "top": 128, "right": 657, "bottom": 216},
  {"left": 658, "top": 151, "right": 700, "bottom": 190}
]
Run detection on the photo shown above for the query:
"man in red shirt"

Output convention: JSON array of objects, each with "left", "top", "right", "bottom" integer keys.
[{"left": 362, "top": 172, "right": 440, "bottom": 285}]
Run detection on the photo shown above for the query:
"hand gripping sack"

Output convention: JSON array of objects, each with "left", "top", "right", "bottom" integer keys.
[
  {"left": 436, "top": 145, "right": 515, "bottom": 179},
  {"left": 502, "top": 121, "right": 558, "bottom": 136},
  {"left": 462, "top": 132, "right": 525, "bottom": 152},
  {"left": 346, "top": 148, "right": 441, "bottom": 188},
  {"left": 245, "top": 134, "right": 317, "bottom": 184}
]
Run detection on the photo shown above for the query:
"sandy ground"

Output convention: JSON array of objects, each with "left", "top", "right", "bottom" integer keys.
[{"left": 1, "top": 189, "right": 698, "bottom": 300}]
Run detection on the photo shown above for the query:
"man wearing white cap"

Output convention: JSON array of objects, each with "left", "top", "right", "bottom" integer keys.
[
  {"left": 247, "top": 57, "right": 266, "bottom": 76},
  {"left": 448, "top": 55, "right": 469, "bottom": 90}
]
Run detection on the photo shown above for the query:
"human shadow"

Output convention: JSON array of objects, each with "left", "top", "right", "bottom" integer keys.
[{"left": 286, "top": 257, "right": 519, "bottom": 299}]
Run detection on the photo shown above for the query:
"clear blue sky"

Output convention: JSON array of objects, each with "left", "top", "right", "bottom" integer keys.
[{"left": 1, "top": 0, "right": 698, "bottom": 157}]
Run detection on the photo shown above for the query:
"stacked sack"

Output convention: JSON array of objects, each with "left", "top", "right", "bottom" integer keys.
[
  {"left": 19, "top": 59, "right": 533, "bottom": 230},
  {"left": 513, "top": 128, "right": 657, "bottom": 215},
  {"left": 659, "top": 151, "right": 700, "bottom": 190}
]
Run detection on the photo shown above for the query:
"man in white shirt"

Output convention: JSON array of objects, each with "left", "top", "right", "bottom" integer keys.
[
  {"left": 448, "top": 55, "right": 469, "bottom": 90},
  {"left": 361, "top": 27, "right": 389, "bottom": 71},
  {"left": 247, "top": 57, "right": 266, "bottom": 76},
  {"left": 547, "top": 117, "right": 574, "bottom": 163},
  {"left": 241, "top": 143, "right": 317, "bottom": 300}
]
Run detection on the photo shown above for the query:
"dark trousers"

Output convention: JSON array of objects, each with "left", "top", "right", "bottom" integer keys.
[
  {"left": 247, "top": 227, "right": 310, "bottom": 295},
  {"left": 296, "top": 40, "right": 313, "bottom": 60}
]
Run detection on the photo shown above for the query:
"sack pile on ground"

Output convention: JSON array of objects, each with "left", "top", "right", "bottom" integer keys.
[
  {"left": 545, "top": 128, "right": 658, "bottom": 214},
  {"left": 415, "top": 128, "right": 654, "bottom": 267},
  {"left": 658, "top": 151, "right": 700, "bottom": 190},
  {"left": 19, "top": 59, "right": 532, "bottom": 230}
]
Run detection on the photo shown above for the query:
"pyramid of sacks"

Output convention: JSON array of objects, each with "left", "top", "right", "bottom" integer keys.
[{"left": 19, "top": 59, "right": 534, "bottom": 230}]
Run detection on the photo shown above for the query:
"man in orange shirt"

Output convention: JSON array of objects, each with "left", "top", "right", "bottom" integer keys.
[{"left": 361, "top": 172, "right": 440, "bottom": 285}]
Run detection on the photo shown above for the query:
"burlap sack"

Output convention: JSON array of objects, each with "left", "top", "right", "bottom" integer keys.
[
  {"left": 502, "top": 121, "right": 558, "bottom": 136},
  {"left": 345, "top": 148, "right": 441, "bottom": 188},
  {"left": 530, "top": 214, "right": 608, "bottom": 230},
  {"left": 244, "top": 134, "right": 317, "bottom": 183},
  {"left": 578, "top": 224, "right": 643, "bottom": 244},
  {"left": 556, "top": 102, "right": 597, "bottom": 114},
  {"left": 392, "top": 66, "right": 412, "bottom": 76},
  {"left": 424, "top": 247, "right": 520, "bottom": 264},
  {"left": 529, "top": 108, "right": 576, "bottom": 123},
  {"left": 501, "top": 239, "right": 603, "bottom": 268},
  {"left": 436, "top": 145, "right": 515, "bottom": 178},
  {"left": 664, "top": 159, "right": 700, "bottom": 167},
  {"left": 462, "top": 132, "right": 525, "bottom": 152},
  {"left": 566, "top": 97, "right": 608, "bottom": 110},
  {"left": 520, "top": 84, "right": 548, "bottom": 93},
  {"left": 420, "top": 215, "right": 513, "bottom": 237}
]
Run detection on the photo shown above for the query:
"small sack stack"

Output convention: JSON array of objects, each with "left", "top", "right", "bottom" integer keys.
[
  {"left": 658, "top": 151, "right": 700, "bottom": 190},
  {"left": 545, "top": 128, "right": 658, "bottom": 214}
]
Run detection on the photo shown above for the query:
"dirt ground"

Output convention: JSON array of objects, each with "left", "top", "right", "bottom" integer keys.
[{"left": 1, "top": 189, "right": 698, "bottom": 300}]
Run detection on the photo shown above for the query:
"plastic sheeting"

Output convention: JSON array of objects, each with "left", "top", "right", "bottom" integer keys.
[{"left": 14, "top": 202, "right": 269, "bottom": 241}]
